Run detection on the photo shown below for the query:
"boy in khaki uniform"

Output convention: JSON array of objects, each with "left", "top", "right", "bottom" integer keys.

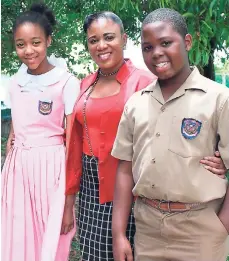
[{"left": 111, "top": 8, "right": 229, "bottom": 261}]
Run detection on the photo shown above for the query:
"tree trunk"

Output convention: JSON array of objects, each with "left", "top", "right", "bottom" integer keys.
[{"left": 203, "top": 39, "right": 216, "bottom": 80}]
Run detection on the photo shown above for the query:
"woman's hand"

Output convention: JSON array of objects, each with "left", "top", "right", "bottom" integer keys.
[
  {"left": 200, "top": 151, "right": 227, "bottom": 179},
  {"left": 60, "top": 194, "right": 76, "bottom": 235},
  {"left": 60, "top": 206, "right": 74, "bottom": 235}
]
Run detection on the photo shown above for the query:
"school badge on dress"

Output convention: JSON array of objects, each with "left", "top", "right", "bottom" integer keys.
[
  {"left": 181, "top": 118, "right": 202, "bottom": 140},
  {"left": 38, "top": 100, "right": 53, "bottom": 115}
]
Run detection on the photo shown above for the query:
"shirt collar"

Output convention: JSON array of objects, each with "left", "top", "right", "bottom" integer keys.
[
  {"left": 181, "top": 66, "right": 207, "bottom": 92},
  {"left": 142, "top": 66, "right": 207, "bottom": 94},
  {"left": 141, "top": 79, "right": 158, "bottom": 93},
  {"left": 15, "top": 66, "right": 66, "bottom": 87},
  {"left": 141, "top": 67, "right": 207, "bottom": 104},
  {"left": 141, "top": 81, "right": 164, "bottom": 104}
]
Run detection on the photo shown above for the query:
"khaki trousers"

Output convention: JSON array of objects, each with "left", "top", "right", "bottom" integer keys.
[{"left": 134, "top": 198, "right": 228, "bottom": 261}]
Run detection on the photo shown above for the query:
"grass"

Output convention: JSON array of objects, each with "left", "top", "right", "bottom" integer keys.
[
  {"left": 69, "top": 196, "right": 81, "bottom": 261},
  {"left": 69, "top": 234, "right": 81, "bottom": 261}
]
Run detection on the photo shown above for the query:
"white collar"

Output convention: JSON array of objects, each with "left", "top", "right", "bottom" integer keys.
[{"left": 15, "top": 66, "right": 67, "bottom": 87}]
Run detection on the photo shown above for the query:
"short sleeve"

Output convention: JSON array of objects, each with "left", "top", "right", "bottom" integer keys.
[
  {"left": 3, "top": 76, "right": 15, "bottom": 109},
  {"left": 111, "top": 104, "right": 134, "bottom": 161},
  {"left": 217, "top": 97, "right": 229, "bottom": 169},
  {"left": 63, "top": 76, "right": 80, "bottom": 115},
  {"left": 4, "top": 88, "right": 11, "bottom": 108}
]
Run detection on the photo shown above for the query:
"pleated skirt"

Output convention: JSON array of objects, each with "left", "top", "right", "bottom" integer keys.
[{"left": 1, "top": 144, "right": 75, "bottom": 261}]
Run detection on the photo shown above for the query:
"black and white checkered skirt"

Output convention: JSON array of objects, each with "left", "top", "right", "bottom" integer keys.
[{"left": 78, "top": 154, "right": 135, "bottom": 261}]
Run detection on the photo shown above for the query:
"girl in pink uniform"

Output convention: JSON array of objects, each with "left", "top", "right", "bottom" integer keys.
[{"left": 1, "top": 3, "right": 79, "bottom": 261}]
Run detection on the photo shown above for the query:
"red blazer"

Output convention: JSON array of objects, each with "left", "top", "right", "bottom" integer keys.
[{"left": 66, "top": 59, "right": 156, "bottom": 203}]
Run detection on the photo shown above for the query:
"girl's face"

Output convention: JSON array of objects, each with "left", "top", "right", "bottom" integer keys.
[
  {"left": 87, "top": 18, "right": 127, "bottom": 73},
  {"left": 141, "top": 21, "right": 192, "bottom": 82},
  {"left": 14, "top": 22, "right": 51, "bottom": 75}
]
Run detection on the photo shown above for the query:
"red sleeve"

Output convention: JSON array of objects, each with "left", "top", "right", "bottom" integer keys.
[
  {"left": 65, "top": 74, "right": 97, "bottom": 194},
  {"left": 65, "top": 81, "right": 84, "bottom": 195}
]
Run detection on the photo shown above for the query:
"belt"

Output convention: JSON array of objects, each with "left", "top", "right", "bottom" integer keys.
[
  {"left": 140, "top": 197, "right": 202, "bottom": 213},
  {"left": 14, "top": 137, "right": 64, "bottom": 149}
]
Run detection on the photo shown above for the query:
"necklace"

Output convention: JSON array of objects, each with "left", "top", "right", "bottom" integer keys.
[
  {"left": 82, "top": 74, "right": 100, "bottom": 158},
  {"left": 99, "top": 60, "right": 126, "bottom": 77},
  {"left": 83, "top": 61, "right": 124, "bottom": 157},
  {"left": 98, "top": 68, "right": 119, "bottom": 77}
]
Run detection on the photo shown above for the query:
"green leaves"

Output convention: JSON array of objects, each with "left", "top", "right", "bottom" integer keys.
[
  {"left": 209, "top": 0, "right": 218, "bottom": 17},
  {"left": 1, "top": 0, "right": 229, "bottom": 76},
  {"left": 182, "top": 12, "right": 195, "bottom": 18}
]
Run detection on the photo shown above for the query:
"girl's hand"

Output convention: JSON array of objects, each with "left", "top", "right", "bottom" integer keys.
[{"left": 200, "top": 151, "right": 227, "bottom": 179}]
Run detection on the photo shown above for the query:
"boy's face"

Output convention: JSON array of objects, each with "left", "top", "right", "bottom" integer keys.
[{"left": 141, "top": 21, "right": 192, "bottom": 81}]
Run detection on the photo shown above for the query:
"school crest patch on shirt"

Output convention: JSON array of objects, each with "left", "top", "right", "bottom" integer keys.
[
  {"left": 38, "top": 100, "right": 53, "bottom": 115},
  {"left": 181, "top": 118, "right": 202, "bottom": 140}
]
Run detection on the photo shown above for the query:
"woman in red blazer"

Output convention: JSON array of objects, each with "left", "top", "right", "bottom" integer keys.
[{"left": 64, "top": 11, "right": 227, "bottom": 261}]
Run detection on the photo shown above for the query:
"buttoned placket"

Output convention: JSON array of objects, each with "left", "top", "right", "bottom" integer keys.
[{"left": 146, "top": 83, "right": 187, "bottom": 191}]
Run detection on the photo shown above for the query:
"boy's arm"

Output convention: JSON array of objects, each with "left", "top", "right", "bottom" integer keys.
[
  {"left": 217, "top": 96, "right": 229, "bottom": 233},
  {"left": 111, "top": 102, "right": 135, "bottom": 261},
  {"left": 112, "top": 160, "right": 134, "bottom": 261},
  {"left": 217, "top": 97, "right": 229, "bottom": 170},
  {"left": 218, "top": 185, "right": 229, "bottom": 233}
]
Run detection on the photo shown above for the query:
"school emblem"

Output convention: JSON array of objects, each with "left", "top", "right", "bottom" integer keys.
[
  {"left": 181, "top": 118, "right": 202, "bottom": 140},
  {"left": 38, "top": 100, "right": 53, "bottom": 115}
]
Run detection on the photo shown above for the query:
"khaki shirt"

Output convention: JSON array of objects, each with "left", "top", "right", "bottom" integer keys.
[{"left": 111, "top": 67, "right": 229, "bottom": 203}]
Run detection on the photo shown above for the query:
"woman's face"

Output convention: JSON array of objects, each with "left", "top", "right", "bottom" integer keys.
[{"left": 87, "top": 18, "right": 127, "bottom": 73}]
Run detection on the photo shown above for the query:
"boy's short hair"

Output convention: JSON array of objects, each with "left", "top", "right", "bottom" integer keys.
[{"left": 142, "top": 8, "right": 188, "bottom": 38}]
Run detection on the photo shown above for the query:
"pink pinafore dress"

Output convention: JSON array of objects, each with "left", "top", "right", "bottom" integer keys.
[{"left": 1, "top": 68, "right": 75, "bottom": 261}]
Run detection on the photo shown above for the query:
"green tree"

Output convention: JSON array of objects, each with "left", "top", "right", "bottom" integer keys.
[
  {"left": 1, "top": 0, "right": 87, "bottom": 76},
  {"left": 108, "top": 0, "right": 229, "bottom": 80},
  {"left": 1, "top": 0, "right": 229, "bottom": 80}
]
